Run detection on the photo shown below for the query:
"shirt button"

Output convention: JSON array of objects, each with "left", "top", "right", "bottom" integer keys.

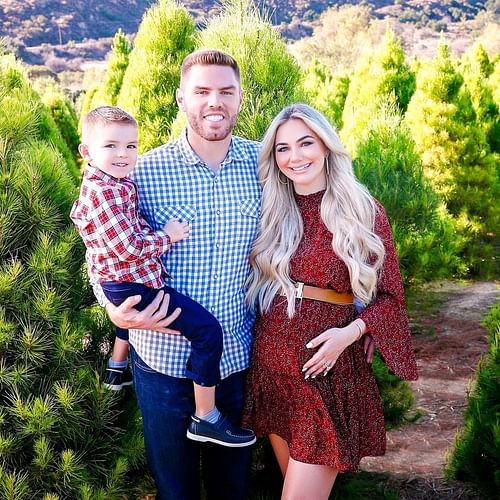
[
  {"left": 214, "top": 177, "right": 218, "bottom": 183},
  {"left": 211, "top": 307, "right": 216, "bottom": 313},
  {"left": 216, "top": 243, "right": 220, "bottom": 249},
  {"left": 216, "top": 209, "right": 220, "bottom": 215},
  {"left": 214, "top": 274, "right": 218, "bottom": 280}
]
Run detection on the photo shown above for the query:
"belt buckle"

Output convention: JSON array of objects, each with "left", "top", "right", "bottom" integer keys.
[{"left": 294, "top": 281, "right": 304, "bottom": 299}]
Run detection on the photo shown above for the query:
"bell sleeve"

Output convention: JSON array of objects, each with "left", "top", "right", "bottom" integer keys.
[{"left": 357, "top": 202, "right": 418, "bottom": 381}]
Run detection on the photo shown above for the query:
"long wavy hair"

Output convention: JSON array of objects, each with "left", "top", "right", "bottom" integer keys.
[{"left": 246, "top": 104, "right": 385, "bottom": 317}]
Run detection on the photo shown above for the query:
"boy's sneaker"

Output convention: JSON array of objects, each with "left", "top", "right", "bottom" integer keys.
[
  {"left": 186, "top": 414, "right": 256, "bottom": 447},
  {"left": 103, "top": 366, "right": 133, "bottom": 391}
]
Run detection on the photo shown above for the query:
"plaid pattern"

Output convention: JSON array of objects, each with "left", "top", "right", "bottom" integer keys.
[
  {"left": 97, "top": 131, "right": 262, "bottom": 379},
  {"left": 71, "top": 166, "right": 170, "bottom": 289}
]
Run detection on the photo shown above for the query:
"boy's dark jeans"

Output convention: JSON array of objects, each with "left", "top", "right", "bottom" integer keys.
[{"left": 101, "top": 281, "right": 223, "bottom": 386}]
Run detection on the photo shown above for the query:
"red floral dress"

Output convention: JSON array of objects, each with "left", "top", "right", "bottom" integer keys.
[{"left": 243, "top": 190, "right": 417, "bottom": 471}]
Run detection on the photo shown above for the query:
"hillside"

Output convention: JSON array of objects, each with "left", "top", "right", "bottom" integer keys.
[
  {"left": 0, "top": 0, "right": 494, "bottom": 47},
  {"left": 0, "top": 0, "right": 497, "bottom": 75}
]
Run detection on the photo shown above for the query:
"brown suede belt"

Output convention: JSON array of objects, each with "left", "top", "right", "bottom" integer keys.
[{"left": 282, "top": 282, "right": 354, "bottom": 305}]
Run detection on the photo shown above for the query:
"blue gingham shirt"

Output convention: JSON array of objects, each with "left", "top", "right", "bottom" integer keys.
[{"left": 96, "top": 131, "right": 261, "bottom": 379}]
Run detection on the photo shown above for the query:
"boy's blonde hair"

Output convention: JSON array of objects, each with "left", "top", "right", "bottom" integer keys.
[{"left": 82, "top": 106, "right": 137, "bottom": 141}]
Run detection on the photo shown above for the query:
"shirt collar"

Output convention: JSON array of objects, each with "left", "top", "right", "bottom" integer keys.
[
  {"left": 84, "top": 164, "right": 130, "bottom": 184},
  {"left": 178, "top": 128, "right": 246, "bottom": 168}
]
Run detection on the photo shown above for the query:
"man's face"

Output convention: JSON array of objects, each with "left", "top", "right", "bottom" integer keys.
[{"left": 176, "top": 64, "right": 243, "bottom": 142}]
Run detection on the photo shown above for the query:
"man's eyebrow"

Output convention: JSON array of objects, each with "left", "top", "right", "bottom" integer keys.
[{"left": 192, "top": 85, "right": 237, "bottom": 90}]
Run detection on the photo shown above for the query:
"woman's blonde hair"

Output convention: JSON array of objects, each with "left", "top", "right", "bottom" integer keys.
[{"left": 246, "top": 103, "right": 385, "bottom": 317}]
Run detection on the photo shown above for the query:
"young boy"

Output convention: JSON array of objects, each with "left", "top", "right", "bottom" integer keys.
[{"left": 70, "top": 106, "right": 255, "bottom": 447}]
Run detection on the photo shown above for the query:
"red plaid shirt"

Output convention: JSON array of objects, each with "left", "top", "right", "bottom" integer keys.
[{"left": 70, "top": 165, "right": 170, "bottom": 288}]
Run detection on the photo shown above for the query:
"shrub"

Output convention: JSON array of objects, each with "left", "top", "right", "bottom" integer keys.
[
  {"left": 0, "top": 52, "right": 146, "bottom": 499},
  {"left": 445, "top": 300, "right": 500, "bottom": 499}
]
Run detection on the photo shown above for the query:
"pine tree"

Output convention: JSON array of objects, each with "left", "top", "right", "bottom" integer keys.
[
  {"left": 34, "top": 78, "right": 81, "bottom": 176},
  {"left": 405, "top": 44, "right": 499, "bottom": 253},
  {"left": 196, "top": 0, "right": 303, "bottom": 141},
  {"left": 0, "top": 53, "right": 146, "bottom": 499},
  {"left": 341, "top": 29, "right": 415, "bottom": 153},
  {"left": 302, "top": 59, "right": 350, "bottom": 130},
  {"left": 117, "top": 0, "right": 195, "bottom": 152},
  {"left": 91, "top": 29, "right": 132, "bottom": 109},
  {"left": 102, "top": 29, "right": 132, "bottom": 107},
  {"left": 446, "top": 301, "right": 500, "bottom": 499},
  {"left": 459, "top": 43, "right": 500, "bottom": 153},
  {"left": 490, "top": 59, "right": 500, "bottom": 110},
  {"left": 353, "top": 106, "right": 465, "bottom": 284}
]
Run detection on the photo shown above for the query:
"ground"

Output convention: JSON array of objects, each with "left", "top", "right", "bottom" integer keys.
[{"left": 359, "top": 280, "right": 498, "bottom": 499}]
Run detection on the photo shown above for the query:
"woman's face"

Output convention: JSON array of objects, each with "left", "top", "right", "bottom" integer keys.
[{"left": 274, "top": 118, "right": 328, "bottom": 195}]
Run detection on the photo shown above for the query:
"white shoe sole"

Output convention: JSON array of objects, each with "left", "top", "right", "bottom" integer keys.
[{"left": 186, "top": 431, "right": 256, "bottom": 447}]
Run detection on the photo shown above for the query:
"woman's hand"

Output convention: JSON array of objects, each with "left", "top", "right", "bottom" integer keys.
[
  {"left": 302, "top": 319, "right": 367, "bottom": 378},
  {"left": 302, "top": 327, "right": 357, "bottom": 378},
  {"left": 105, "top": 290, "right": 182, "bottom": 335}
]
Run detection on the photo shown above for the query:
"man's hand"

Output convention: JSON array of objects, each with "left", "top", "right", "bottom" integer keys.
[
  {"left": 363, "top": 334, "right": 375, "bottom": 364},
  {"left": 105, "top": 290, "right": 181, "bottom": 334}
]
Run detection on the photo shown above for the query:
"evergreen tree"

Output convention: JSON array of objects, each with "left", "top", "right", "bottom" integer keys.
[
  {"left": 341, "top": 29, "right": 415, "bottom": 153},
  {"left": 446, "top": 300, "right": 500, "bottom": 499},
  {"left": 405, "top": 44, "right": 499, "bottom": 254},
  {"left": 302, "top": 59, "right": 350, "bottom": 130},
  {"left": 91, "top": 29, "right": 132, "bottom": 109},
  {"left": 0, "top": 53, "right": 146, "bottom": 499},
  {"left": 117, "top": 0, "right": 195, "bottom": 152},
  {"left": 353, "top": 106, "right": 465, "bottom": 284},
  {"left": 0, "top": 59, "right": 80, "bottom": 183},
  {"left": 490, "top": 59, "right": 500, "bottom": 110},
  {"left": 460, "top": 43, "right": 500, "bottom": 153},
  {"left": 196, "top": 0, "right": 303, "bottom": 141},
  {"left": 34, "top": 78, "right": 81, "bottom": 173}
]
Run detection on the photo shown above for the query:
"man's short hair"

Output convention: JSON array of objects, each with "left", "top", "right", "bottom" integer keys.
[
  {"left": 82, "top": 106, "right": 137, "bottom": 141},
  {"left": 180, "top": 49, "right": 240, "bottom": 83}
]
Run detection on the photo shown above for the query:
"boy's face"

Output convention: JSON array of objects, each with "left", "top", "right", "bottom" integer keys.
[
  {"left": 79, "top": 122, "right": 138, "bottom": 179},
  {"left": 176, "top": 64, "right": 243, "bottom": 142}
]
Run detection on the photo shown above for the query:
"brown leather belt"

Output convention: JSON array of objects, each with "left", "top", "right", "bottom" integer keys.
[{"left": 282, "top": 282, "right": 354, "bottom": 305}]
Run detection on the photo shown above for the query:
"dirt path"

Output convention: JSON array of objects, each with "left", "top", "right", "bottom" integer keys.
[{"left": 360, "top": 281, "right": 498, "bottom": 499}]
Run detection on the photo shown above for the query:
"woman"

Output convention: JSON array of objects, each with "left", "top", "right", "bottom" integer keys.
[{"left": 244, "top": 104, "right": 417, "bottom": 499}]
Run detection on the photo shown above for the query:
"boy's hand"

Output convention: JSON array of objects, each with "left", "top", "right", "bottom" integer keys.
[{"left": 163, "top": 218, "right": 190, "bottom": 243}]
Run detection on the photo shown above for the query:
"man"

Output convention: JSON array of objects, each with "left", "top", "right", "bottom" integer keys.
[{"left": 100, "top": 50, "right": 261, "bottom": 499}]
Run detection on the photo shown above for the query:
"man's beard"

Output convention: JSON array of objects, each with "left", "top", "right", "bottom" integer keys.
[{"left": 187, "top": 111, "right": 237, "bottom": 141}]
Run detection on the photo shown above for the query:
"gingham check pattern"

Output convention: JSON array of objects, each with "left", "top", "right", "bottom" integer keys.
[
  {"left": 71, "top": 166, "right": 170, "bottom": 288},
  {"left": 95, "top": 132, "right": 261, "bottom": 379}
]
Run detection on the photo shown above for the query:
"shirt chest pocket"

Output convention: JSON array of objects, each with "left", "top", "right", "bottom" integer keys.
[
  {"left": 239, "top": 198, "right": 260, "bottom": 219},
  {"left": 154, "top": 205, "right": 197, "bottom": 227}
]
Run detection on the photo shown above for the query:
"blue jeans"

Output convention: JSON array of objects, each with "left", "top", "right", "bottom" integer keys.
[
  {"left": 131, "top": 347, "right": 252, "bottom": 500},
  {"left": 102, "top": 281, "right": 223, "bottom": 386}
]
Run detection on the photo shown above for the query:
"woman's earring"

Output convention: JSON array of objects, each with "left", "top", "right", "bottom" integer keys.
[{"left": 278, "top": 171, "right": 289, "bottom": 185}]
